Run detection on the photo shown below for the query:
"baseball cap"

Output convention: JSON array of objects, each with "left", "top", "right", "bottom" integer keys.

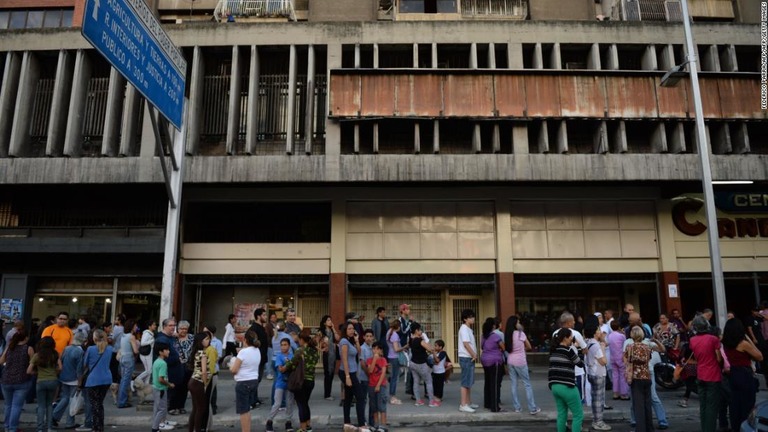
[{"left": 399, "top": 304, "right": 411, "bottom": 312}]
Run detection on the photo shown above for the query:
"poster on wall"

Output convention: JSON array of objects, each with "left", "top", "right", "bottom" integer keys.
[
  {"left": 0, "top": 298, "right": 23, "bottom": 322},
  {"left": 234, "top": 303, "right": 265, "bottom": 342}
]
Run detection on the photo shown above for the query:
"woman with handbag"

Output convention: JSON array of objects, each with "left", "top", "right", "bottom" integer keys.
[
  {"left": 136, "top": 320, "right": 157, "bottom": 387},
  {"left": 187, "top": 332, "right": 211, "bottom": 432},
  {"left": 386, "top": 320, "right": 405, "bottom": 405},
  {"left": 548, "top": 328, "right": 584, "bottom": 432},
  {"left": 505, "top": 315, "right": 540, "bottom": 415},
  {"left": 1, "top": 330, "right": 33, "bottom": 432},
  {"left": 83, "top": 329, "right": 113, "bottom": 432},
  {"left": 722, "top": 318, "right": 763, "bottom": 431},
  {"left": 339, "top": 322, "right": 367, "bottom": 430},
  {"left": 624, "top": 326, "right": 654, "bottom": 432},
  {"left": 285, "top": 332, "right": 319, "bottom": 432}
]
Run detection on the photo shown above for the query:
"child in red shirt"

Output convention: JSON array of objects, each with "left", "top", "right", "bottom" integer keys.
[{"left": 366, "top": 342, "right": 389, "bottom": 432}]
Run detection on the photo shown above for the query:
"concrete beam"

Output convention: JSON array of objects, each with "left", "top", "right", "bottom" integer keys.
[
  {"left": 246, "top": 45, "right": 261, "bottom": 155},
  {"left": 226, "top": 45, "right": 242, "bottom": 155},
  {"left": 101, "top": 67, "right": 126, "bottom": 157},
  {"left": 63, "top": 49, "right": 92, "bottom": 157},
  {"left": 0, "top": 52, "right": 22, "bottom": 158},
  {"left": 10, "top": 51, "right": 40, "bottom": 157},
  {"left": 46, "top": 50, "right": 74, "bottom": 157},
  {"left": 119, "top": 84, "right": 142, "bottom": 156}
]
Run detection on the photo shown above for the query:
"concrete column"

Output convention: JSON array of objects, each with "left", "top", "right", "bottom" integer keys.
[
  {"left": 593, "top": 120, "right": 608, "bottom": 154},
  {"left": 613, "top": 121, "right": 628, "bottom": 153},
  {"left": 651, "top": 123, "right": 668, "bottom": 153},
  {"left": 63, "top": 49, "right": 92, "bottom": 157},
  {"left": 472, "top": 123, "right": 481, "bottom": 153},
  {"left": 46, "top": 50, "right": 74, "bottom": 157},
  {"left": 604, "top": 44, "right": 619, "bottom": 70},
  {"left": 10, "top": 52, "right": 40, "bottom": 157},
  {"left": 488, "top": 43, "right": 496, "bottom": 69},
  {"left": 226, "top": 46, "right": 242, "bottom": 155},
  {"left": 555, "top": 120, "right": 568, "bottom": 153},
  {"left": 373, "top": 44, "right": 379, "bottom": 69},
  {"left": 329, "top": 198, "right": 347, "bottom": 327},
  {"left": 655, "top": 198, "right": 682, "bottom": 315},
  {"left": 512, "top": 124, "right": 528, "bottom": 154},
  {"left": 413, "top": 43, "right": 419, "bottom": 68},
  {"left": 711, "top": 123, "right": 732, "bottom": 155},
  {"left": 495, "top": 199, "right": 515, "bottom": 319},
  {"left": 413, "top": 122, "right": 421, "bottom": 154},
  {"left": 550, "top": 43, "right": 562, "bottom": 70},
  {"left": 187, "top": 46, "right": 205, "bottom": 155},
  {"left": 701, "top": 45, "right": 721, "bottom": 72},
  {"left": 470, "top": 43, "right": 478, "bottom": 69},
  {"left": 432, "top": 120, "right": 439, "bottom": 153},
  {"left": 354, "top": 123, "right": 360, "bottom": 153},
  {"left": 532, "top": 43, "right": 543, "bottom": 69},
  {"left": 731, "top": 122, "right": 750, "bottom": 154},
  {"left": 354, "top": 43, "right": 361, "bottom": 69},
  {"left": 587, "top": 43, "right": 601, "bottom": 70},
  {"left": 246, "top": 45, "right": 261, "bottom": 155},
  {"left": 304, "top": 45, "right": 316, "bottom": 155},
  {"left": 325, "top": 43, "right": 342, "bottom": 182},
  {"left": 659, "top": 272, "right": 683, "bottom": 317},
  {"left": 693, "top": 123, "right": 713, "bottom": 155},
  {"left": 719, "top": 44, "right": 738, "bottom": 72},
  {"left": 373, "top": 122, "right": 379, "bottom": 154},
  {"left": 537, "top": 120, "right": 549, "bottom": 153},
  {"left": 507, "top": 43, "right": 523, "bottom": 69},
  {"left": 139, "top": 103, "right": 156, "bottom": 157},
  {"left": 667, "top": 122, "right": 686, "bottom": 154},
  {"left": 658, "top": 44, "right": 676, "bottom": 71},
  {"left": 492, "top": 124, "right": 500, "bottom": 153},
  {"left": 285, "top": 45, "right": 297, "bottom": 154},
  {"left": 0, "top": 52, "right": 22, "bottom": 157},
  {"left": 641, "top": 44, "right": 657, "bottom": 70},
  {"left": 431, "top": 43, "right": 438, "bottom": 68},
  {"left": 101, "top": 67, "right": 126, "bottom": 157},
  {"left": 119, "top": 84, "right": 142, "bottom": 156}
]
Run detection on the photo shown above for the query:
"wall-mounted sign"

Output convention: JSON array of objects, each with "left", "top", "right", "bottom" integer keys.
[
  {"left": 0, "top": 298, "right": 23, "bottom": 322},
  {"left": 715, "top": 192, "right": 768, "bottom": 213},
  {"left": 672, "top": 199, "right": 768, "bottom": 238}
]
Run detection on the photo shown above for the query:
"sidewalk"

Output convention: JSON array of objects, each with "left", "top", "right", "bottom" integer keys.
[{"left": 9, "top": 367, "right": 768, "bottom": 429}]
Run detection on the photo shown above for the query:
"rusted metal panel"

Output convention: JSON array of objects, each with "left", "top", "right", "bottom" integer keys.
[
  {"left": 494, "top": 75, "right": 526, "bottom": 117},
  {"left": 606, "top": 76, "right": 658, "bottom": 119},
  {"left": 443, "top": 75, "right": 494, "bottom": 117},
  {"left": 716, "top": 78, "right": 766, "bottom": 120},
  {"left": 329, "top": 74, "right": 360, "bottom": 117},
  {"left": 559, "top": 75, "right": 606, "bottom": 118},
  {"left": 655, "top": 77, "right": 689, "bottom": 119},
  {"left": 692, "top": 78, "right": 722, "bottom": 119},
  {"left": 395, "top": 74, "right": 443, "bottom": 117},
  {"left": 360, "top": 75, "right": 396, "bottom": 117},
  {"left": 524, "top": 75, "right": 561, "bottom": 117}
]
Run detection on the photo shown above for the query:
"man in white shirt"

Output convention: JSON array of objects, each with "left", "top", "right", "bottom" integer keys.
[
  {"left": 457, "top": 309, "right": 478, "bottom": 413},
  {"left": 223, "top": 314, "right": 237, "bottom": 363}
]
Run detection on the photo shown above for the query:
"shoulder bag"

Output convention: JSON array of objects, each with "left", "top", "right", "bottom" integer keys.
[
  {"left": 624, "top": 345, "right": 634, "bottom": 385},
  {"left": 79, "top": 350, "right": 106, "bottom": 389},
  {"left": 287, "top": 352, "right": 305, "bottom": 392}
]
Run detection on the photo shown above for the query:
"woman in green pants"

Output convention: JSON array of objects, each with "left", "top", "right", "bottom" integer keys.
[{"left": 549, "top": 328, "right": 585, "bottom": 432}]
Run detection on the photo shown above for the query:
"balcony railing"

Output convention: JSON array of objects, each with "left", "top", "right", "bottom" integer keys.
[
  {"left": 460, "top": 0, "right": 527, "bottom": 19},
  {"left": 619, "top": 0, "right": 682, "bottom": 21},
  {"left": 214, "top": 0, "right": 296, "bottom": 21}
]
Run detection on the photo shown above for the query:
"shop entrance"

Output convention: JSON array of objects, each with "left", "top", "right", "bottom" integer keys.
[{"left": 448, "top": 296, "right": 483, "bottom": 364}]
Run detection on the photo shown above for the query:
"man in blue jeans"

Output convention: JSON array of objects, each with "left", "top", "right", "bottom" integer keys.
[
  {"left": 53, "top": 332, "right": 86, "bottom": 428},
  {"left": 457, "top": 309, "right": 478, "bottom": 413}
]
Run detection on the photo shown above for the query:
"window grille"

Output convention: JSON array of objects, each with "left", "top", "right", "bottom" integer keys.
[{"left": 460, "top": 0, "right": 527, "bottom": 18}]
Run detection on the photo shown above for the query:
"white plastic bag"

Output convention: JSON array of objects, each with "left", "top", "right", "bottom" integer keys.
[{"left": 69, "top": 389, "right": 84, "bottom": 417}]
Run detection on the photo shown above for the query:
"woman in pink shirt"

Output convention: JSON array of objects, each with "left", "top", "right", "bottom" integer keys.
[
  {"left": 503, "top": 316, "right": 540, "bottom": 415},
  {"left": 607, "top": 320, "right": 629, "bottom": 400}
]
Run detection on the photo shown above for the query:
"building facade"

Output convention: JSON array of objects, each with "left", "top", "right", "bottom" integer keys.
[{"left": 0, "top": 0, "right": 765, "bottom": 357}]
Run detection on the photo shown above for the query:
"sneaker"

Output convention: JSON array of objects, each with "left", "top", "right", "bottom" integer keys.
[
  {"left": 159, "top": 424, "right": 175, "bottom": 431},
  {"left": 325, "top": 396, "right": 334, "bottom": 401},
  {"left": 469, "top": 403, "right": 479, "bottom": 409},
  {"left": 592, "top": 421, "right": 612, "bottom": 431},
  {"left": 677, "top": 399, "right": 687, "bottom": 408},
  {"left": 414, "top": 399, "right": 425, "bottom": 406},
  {"left": 164, "top": 421, "right": 178, "bottom": 427},
  {"left": 459, "top": 404, "right": 476, "bottom": 413},
  {"left": 428, "top": 400, "right": 440, "bottom": 408},
  {"left": 376, "top": 428, "right": 388, "bottom": 432},
  {"left": 266, "top": 374, "right": 274, "bottom": 380},
  {"left": 75, "top": 427, "right": 92, "bottom": 432},
  {"left": 514, "top": 408, "right": 522, "bottom": 413},
  {"left": 389, "top": 397, "right": 402, "bottom": 405},
  {"left": 266, "top": 420, "right": 274, "bottom": 432},
  {"left": 285, "top": 421, "right": 294, "bottom": 432},
  {"left": 530, "top": 407, "right": 542, "bottom": 415}
]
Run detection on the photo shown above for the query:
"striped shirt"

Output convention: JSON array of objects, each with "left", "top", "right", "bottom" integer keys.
[{"left": 548, "top": 345, "right": 584, "bottom": 389}]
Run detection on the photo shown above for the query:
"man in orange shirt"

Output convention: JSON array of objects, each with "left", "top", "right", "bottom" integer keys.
[{"left": 42, "top": 311, "right": 73, "bottom": 355}]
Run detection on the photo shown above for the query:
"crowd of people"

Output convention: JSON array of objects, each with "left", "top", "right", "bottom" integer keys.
[
  {"left": 547, "top": 303, "right": 767, "bottom": 432},
  {"left": 2, "top": 302, "right": 768, "bottom": 432}
]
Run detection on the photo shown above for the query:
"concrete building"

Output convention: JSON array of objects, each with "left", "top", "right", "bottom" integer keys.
[{"left": 0, "top": 0, "right": 765, "bottom": 356}]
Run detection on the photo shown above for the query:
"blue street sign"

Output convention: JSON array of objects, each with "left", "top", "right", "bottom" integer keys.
[{"left": 82, "top": 0, "right": 186, "bottom": 129}]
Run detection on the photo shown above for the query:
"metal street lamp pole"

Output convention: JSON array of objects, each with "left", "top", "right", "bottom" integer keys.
[{"left": 679, "top": 0, "right": 727, "bottom": 328}]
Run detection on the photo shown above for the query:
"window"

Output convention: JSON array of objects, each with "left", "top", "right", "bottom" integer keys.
[
  {"left": 399, "top": 0, "right": 457, "bottom": 13},
  {"left": 0, "top": 9, "right": 74, "bottom": 29},
  {"left": 61, "top": 9, "right": 73, "bottom": 26},
  {"left": 26, "top": 10, "right": 44, "bottom": 28},
  {"left": 43, "top": 9, "right": 62, "bottom": 28},
  {"left": 9, "top": 11, "right": 27, "bottom": 29},
  {"left": 0, "top": 11, "right": 9, "bottom": 29}
]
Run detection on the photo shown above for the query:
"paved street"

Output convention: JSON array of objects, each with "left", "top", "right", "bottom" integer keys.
[{"left": 5, "top": 366, "right": 766, "bottom": 431}]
